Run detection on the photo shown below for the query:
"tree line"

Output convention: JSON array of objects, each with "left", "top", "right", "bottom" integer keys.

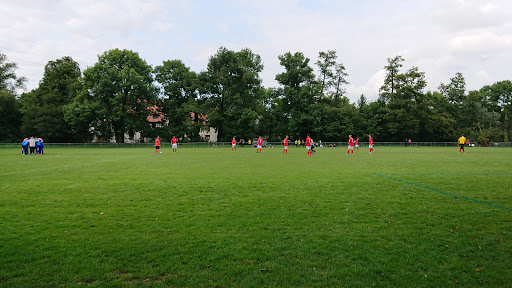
[{"left": 1, "top": 48, "right": 511, "bottom": 144}]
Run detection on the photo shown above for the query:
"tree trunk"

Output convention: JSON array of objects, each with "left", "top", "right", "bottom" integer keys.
[{"left": 115, "top": 131, "right": 124, "bottom": 143}]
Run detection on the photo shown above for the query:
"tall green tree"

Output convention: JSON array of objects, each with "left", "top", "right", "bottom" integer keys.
[
  {"left": 0, "top": 90, "right": 22, "bottom": 142},
  {"left": 315, "top": 50, "right": 337, "bottom": 96},
  {"left": 321, "top": 96, "right": 357, "bottom": 141},
  {"left": 256, "top": 88, "right": 283, "bottom": 141},
  {"left": 65, "top": 49, "right": 157, "bottom": 143},
  {"left": 154, "top": 59, "right": 200, "bottom": 141},
  {"left": 315, "top": 50, "right": 349, "bottom": 100},
  {"left": 0, "top": 51, "right": 26, "bottom": 141},
  {"left": 423, "top": 91, "right": 456, "bottom": 141},
  {"left": 353, "top": 95, "right": 384, "bottom": 141},
  {"left": 201, "top": 47, "right": 264, "bottom": 141},
  {"left": 462, "top": 91, "right": 501, "bottom": 145},
  {"left": 331, "top": 63, "right": 349, "bottom": 99},
  {"left": 439, "top": 72, "right": 466, "bottom": 105},
  {"left": 379, "top": 55, "right": 404, "bottom": 102},
  {"left": 20, "top": 56, "right": 81, "bottom": 142},
  {"left": 380, "top": 59, "right": 428, "bottom": 141},
  {"left": 479, "top": 80, "right": 512, "bottom": 141},
  {"left": 275, "top": 51, "right": 319, "bottom": 139},
  {"left": 0, "top": 51, "right": 27, "bottom": 94}
]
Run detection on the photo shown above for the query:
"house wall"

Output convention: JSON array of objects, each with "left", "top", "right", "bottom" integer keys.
[{"left": 199, "top": 127, "right": 218, "bottom": 142}]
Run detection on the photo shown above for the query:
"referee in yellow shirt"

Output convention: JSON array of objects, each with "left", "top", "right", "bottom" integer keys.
[{"left": 458, "top": 134, "right": 466, "bottom": 153}]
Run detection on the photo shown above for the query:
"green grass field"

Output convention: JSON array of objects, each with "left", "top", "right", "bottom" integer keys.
[{"left": 1, "top": 146, "right": 511, "bottom": 287}]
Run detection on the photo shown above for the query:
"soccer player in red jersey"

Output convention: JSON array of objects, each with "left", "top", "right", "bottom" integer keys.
[
  {"left": 283, "top": 136, "right": 289, "bottom": 154},
  {"left": 346, "top": 134, "right": 354, "bottom": 155},
  {"left": 232, "top": 137, "right": 237, "bottom": 151},
  {"left": 369, "top": 134, "right": 374, "bottom": 153},
  {"left": 256, "top": 136, "right": 263, "bottom": 153},
  {"left": 155, "top": 136, "right": 161, "bottom": 154},
  {"left": 306, "top": 134, "right": 312, "bottom": 156},
  {"left": 355, "top": 137, "right": 359, "bottom": 150},
  {"left": 171, "top": 136, "right": 178, "bottom": 153}
]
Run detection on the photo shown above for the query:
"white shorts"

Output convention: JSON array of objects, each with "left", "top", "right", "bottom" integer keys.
[
  {"left": 257, "top": 145, "right": 262, "bottom": 149},
  {"left": 284, "top": 145, "right": 288, "bottom": 150},
  {"left": 369, "top": 144, "right": 373, "bottom": 148},
  {"left": 348, "top": 145, "right": 353, "bottom": 150},
  {"left": 355, "top": 145, "right": 359, "bottom": 148},
  {"left": 306, "top": 146, "right": 311, "bottom": 150},
  {"left": 232, "top": 144, "right": 236, "bottom": 148},
  {"left": 172, "top": 143, "right": 177, "bottom": 149}
]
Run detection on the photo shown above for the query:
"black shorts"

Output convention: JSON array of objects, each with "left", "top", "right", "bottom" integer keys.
[
  {"left": 155, "top": 146, "right": 160, "bottom": 149},
  {"left": 459, "top": 144, "right": 464, "bottom": 149}
]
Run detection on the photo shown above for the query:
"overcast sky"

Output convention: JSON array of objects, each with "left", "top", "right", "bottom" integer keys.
[{"left": 1, "top": 0, "right": 511, "bottom": 102}]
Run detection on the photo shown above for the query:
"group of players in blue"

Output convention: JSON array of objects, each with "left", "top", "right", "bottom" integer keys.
[{"left": 21, "top": 136, "right": 44, "bottom": 155}]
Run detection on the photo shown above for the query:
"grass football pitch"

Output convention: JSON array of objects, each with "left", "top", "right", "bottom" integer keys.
[{"left": 1, "top": 146, "right": 511, "bottom": 287}]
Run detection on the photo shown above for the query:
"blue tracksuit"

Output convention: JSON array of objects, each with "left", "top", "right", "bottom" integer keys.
[
  {"left": 36, "top": 139, "right": 41, "bottom": 154},
  {"left": 22, "top": 140, "right": 29, "bottom": 155}
]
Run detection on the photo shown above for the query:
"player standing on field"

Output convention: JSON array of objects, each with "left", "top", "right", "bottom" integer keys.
[
  {"left": 232, "top": 137, "right": 237, "bottom": 151},
  {"left": 28, "top": 136, "right": 36, "bottom": 155},
  {"left": 346, "top": 135, "right": 354, "bottom": 155},
  {"left": 171, "top": 136, "right": 178, "bottom": 153},
  {"left": 306, "top": 134, "right": 312, "bottom": 156},
  {"left": 21, "top": 138, "right": 29, "bottom": 155},
  {"left": 256, "top": 136, "right": 263, "bottom": 153},
  {"left": 39, "top": 138, "right": 44, "bottom": 155},
  {"left": 283, "top": 136, "right": 289, "bottom": 154},
  {"left": 458, "top": 134, "right": 466, "bottom": 153},
  {"left": 369, "top": 134, "right": 374, "bottom": 153},
  {"left": 355, "top": 137, "right": 359, "bottom": 150},
  {"left": 155, "top": 136, "right": 161, "bottom": 153}
]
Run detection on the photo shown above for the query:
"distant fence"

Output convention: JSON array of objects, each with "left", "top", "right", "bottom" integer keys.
[{"left": 2, "top": 142, "right": 512, "bottom": 148}]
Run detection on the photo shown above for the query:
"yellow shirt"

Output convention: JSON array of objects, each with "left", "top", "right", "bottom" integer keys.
[{"left": 458, "top": 136, "right": 466, "bottom": 144}]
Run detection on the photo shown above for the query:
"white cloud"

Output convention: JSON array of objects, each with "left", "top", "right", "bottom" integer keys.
[
  {"left": 448, "top": 32, "right": 512, "bottom": 54},
  {"left": 346, "top": 70, "right": 386, "bottom": 102},
  {"left": 1, "top": 0, "right": 512, "bottom": 103}
]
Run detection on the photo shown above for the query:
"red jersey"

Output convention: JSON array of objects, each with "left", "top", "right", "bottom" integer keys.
[
  {"left": 284, "top": 138, "right": 288, "bottom": 146},
  {"left": 155, "top": 138, "right": 160, "bottom": 146},
  {"left": 348, "top": 137, "right": 354, "bottom": 146},
  {"left": 369, "top": 137, "right": 373, "bottom": 145},
  {"left": 171, "top": 137, "right": 177, "bottom": 144},
  {"left": 355, "top": 139, "right": 359, "bottom": 145},
  {"left": 232, "top": 139, "right": 236, "bottom": 145},
  {"left": 306, "top": 137, "right": 311, "bottom": 147},
  {"left": 258, "top": 138, "right": 263, "bottom": 146}
]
